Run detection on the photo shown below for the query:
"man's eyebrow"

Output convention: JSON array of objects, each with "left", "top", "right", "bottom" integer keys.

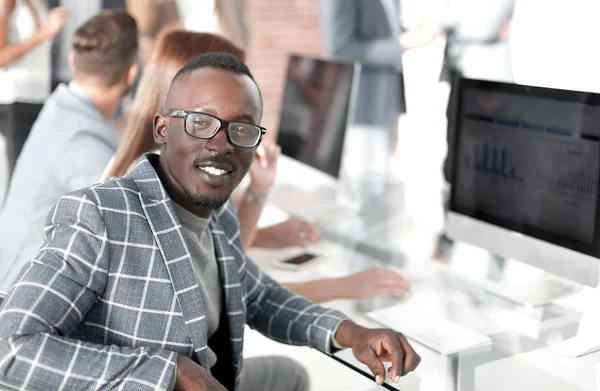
[
  {"left": 193, "top": 107, "right": 216, "bottom": 116},
  {"left": 236, "top": 113, "right": 256, "bottom": 122},
  {"left": 191, "top": 107, "right": 257, "bottom": 123}
]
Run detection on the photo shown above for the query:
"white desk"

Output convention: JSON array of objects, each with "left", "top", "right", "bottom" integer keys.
[
  {"left": 248, "top": 173, "right": 598, "bottom": 391},
  {"left": 246, "top": 219, "right": 597, "bottom": 391},
  {"left": 475, "top": 347, "right": 600, "bottom": 391}
]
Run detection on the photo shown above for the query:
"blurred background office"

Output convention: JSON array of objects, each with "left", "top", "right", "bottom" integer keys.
[
  {"left": 1, "top": 0, "right": 598, "bottom": 249},
  {"left": 0, "top": 0, "right": 68, "bottom": 182},
  {"left": 0, "top": 0, "right": 597, "bottom": 258}
]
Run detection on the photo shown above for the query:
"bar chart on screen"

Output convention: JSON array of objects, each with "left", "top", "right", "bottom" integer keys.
[
  {"left": 464, "top": 143, "right": 524, "bottom": 182},
  {"left": 553, "top": 168, "right": 598, "bottom": 196},
  {"left": 455, "top": 109, "right": 600, "bottom": 243}
]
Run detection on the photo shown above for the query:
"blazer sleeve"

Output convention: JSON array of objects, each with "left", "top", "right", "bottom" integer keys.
[
  {"left": 243, "top": 256, "right": 348, "bottom": 354},
  {"left": 319, "top": 0, "right": 403, "bottom": 71},
  {"left": 0, "top": 192, "right": 177, "bottom": 391}
]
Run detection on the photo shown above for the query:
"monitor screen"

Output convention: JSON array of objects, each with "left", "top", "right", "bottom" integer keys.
[
  {"left": 450, "top": 79, "right": 600, "bottom": 256},
  {"left": 277, "top": 55, "right": 357, "bottom": 178}
]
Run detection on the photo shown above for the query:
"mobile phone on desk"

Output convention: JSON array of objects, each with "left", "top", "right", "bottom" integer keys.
[{"left": 272, "top": 252, "right": 325, "bottom": 271}]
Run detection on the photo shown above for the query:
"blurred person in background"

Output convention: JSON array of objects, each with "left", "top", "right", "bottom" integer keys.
[
  {"left": 319, "top": 0, "right": 441, "bottom": 167},
  {"left": 47, "top": 0, "right": 179, "bottom": 89},
  {"left": 0, "top": 10, "right": 138, "bottom": 294},
  {"left": 46, "top": 0, "right": 179, "bottom": 138},
  {"left": 0, "top": 0, "right": 68, "bottom": 179},
  {"left": 107, "top": 29, "right": 412, "bottom": 304},
  {"left": 46, "top": 0, "right": 128, "bottom": 89}
]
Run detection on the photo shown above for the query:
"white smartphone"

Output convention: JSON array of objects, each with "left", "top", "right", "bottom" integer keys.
[{"left": 272, "top": 252, "right": 324, "bottom": 271}]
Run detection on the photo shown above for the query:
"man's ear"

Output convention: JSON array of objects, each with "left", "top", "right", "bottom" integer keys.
[
  {"left": 154, "top": 114, "right": 168, "bottom": 145},
  {"left": 125, "top": 63, "right": 138, "bottom": 87}
]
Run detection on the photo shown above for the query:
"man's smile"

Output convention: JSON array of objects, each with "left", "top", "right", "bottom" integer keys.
[{"left": 195, "top": 160, "right": 236, "bottom": 186}]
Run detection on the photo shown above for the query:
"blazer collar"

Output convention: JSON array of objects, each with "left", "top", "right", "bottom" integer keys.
[{"left": 128, "top": 153, "right": 169, "bottom": 203}]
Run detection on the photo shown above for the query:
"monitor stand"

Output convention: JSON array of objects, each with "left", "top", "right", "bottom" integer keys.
[
  {"left": 481, "top": 259, "right": 584, "bottom": 308},
  {"left": 473, "top": 256, "right": 600, "bottom": 356},
  {"left": 551, "top": 285, "right": 600, "bottom": 357}
]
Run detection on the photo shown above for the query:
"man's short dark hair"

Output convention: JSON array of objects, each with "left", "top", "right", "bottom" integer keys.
[
  {"left": 72, "top": 10, "right": 138, "bottom": 86},
  {"left": 165, "top": 52, "right": 259, "bottom": 106}
]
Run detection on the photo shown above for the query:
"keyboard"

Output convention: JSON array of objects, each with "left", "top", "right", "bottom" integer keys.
[{"left": 367, "top": 304, "right": 492, "bottom": 355}]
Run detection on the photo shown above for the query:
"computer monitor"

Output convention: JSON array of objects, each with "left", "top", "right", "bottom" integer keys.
[
  {"left": 277, "top": 54, "right": 358, "bottom": 180},
  {"left": 447, "top": 78, "right": 600, "bottom": 292}
]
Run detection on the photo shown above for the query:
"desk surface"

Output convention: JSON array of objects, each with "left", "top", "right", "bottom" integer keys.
[{"left": 251, "top": 181, "right": 600, "bottom": 391}]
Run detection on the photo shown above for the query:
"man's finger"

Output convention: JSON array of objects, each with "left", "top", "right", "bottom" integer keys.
[
  {"left": 355, "top": 346, "right": 386, "bottom": 385},
  {"left": 383, "top": 331, "right": 404, "bottom": 381},
  {"left": 397, "top": 333, "right": 420, "bottom": 374}
]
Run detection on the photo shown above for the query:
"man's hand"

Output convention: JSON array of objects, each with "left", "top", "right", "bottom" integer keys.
[
  {"left": 174, "top": 356, "right": 227, "bottom": 391},
  {"left": 334, "top": 321, "right": 420, "bottom": 385}
]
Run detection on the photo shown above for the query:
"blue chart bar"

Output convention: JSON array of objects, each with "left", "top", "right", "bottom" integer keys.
[
  {"left": 556, "top": 168, "right": 598, "bottom": 195},
  {"left": 466, "top": 143, "right": 522, "bottom": 181}
]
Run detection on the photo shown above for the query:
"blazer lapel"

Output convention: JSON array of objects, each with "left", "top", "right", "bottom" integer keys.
[
  {"left": 131, "top": 154, "right": 210, "bottom": 368},
  {"left": 210, "top": 202, "right": 247, "bottom": 382}
]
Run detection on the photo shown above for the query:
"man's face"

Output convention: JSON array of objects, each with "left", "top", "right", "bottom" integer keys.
[{"left": 154, "top": 67, "right": 262, "bottom": 210}]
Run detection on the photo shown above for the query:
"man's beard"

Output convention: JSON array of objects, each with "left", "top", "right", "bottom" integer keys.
[{"left": 183, "top": 186, "right": 229, "bottom": 210}]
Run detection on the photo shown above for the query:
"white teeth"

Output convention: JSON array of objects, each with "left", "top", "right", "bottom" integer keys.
[{"left": 200, "top": 166, "right": 227, "bottom": 176}]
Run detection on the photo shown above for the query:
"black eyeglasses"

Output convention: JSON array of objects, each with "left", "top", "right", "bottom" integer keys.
[{"left": 165, "top": 109, "right": 266, "bottom": 148}]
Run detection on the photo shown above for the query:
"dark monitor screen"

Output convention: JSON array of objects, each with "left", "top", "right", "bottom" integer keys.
[
  {"left": 450, "top": 78, "right": 600, "bottom": 257},
  {"left": 277, "top": 55, "right": 357, "bottom": 178}
]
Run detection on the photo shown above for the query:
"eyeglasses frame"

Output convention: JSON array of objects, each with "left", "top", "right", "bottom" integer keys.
[{"left": 164, "top": 108, "right": 266, "bottom": 148}]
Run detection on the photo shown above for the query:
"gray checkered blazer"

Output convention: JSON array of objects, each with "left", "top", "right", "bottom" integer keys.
[{"left": 0, "top": 154, "right": 347, "bottom": 390}]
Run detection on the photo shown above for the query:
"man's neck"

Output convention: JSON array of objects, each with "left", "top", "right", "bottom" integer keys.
[{"left": 71, "top": 78, "right": 123, "bottom": 121}]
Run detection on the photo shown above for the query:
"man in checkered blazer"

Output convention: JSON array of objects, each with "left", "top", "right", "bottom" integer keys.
[{"left": 0, "top": 53, "right": 420, "bottom": 390}]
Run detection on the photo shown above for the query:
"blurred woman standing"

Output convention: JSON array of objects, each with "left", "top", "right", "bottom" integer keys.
[{"left": 0, "top": 0, "right": 68, "bottom": 179}]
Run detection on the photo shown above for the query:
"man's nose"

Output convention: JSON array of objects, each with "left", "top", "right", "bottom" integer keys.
[{"left": 205, "top": 126, "right": 234, "bottom": 154}]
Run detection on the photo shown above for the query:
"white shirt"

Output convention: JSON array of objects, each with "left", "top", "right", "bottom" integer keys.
[
  {"left": 175, "top": 0, "right": 219, "bottom": 33},
  {"left": 0, "top": 0, "right": 51, "bottom": 104}
]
